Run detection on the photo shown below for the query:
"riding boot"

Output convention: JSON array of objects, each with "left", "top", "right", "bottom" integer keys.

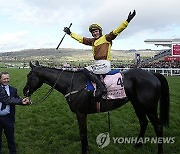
[{"left": 83, "top": 69, "right": 107, "bottom": 98}]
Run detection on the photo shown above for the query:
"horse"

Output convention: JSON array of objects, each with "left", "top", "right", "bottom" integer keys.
[{"left": 23, "top": 61, "right": 169, "bottom": 154}]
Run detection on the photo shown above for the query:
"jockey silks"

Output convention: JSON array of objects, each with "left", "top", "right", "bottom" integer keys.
[{"left": 70, "top": 20, "right": 128, "bottom": 61}]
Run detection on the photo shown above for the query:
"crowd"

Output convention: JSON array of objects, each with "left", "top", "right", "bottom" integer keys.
[
  {"left": 140, "top": 61, "right": 180, "bottom": 68},
  {"left": 111, "top": 61, "right": 180, "bottom": 69},
  {"left": 61, "top": 61, "right": 180, "bottom": 71}
]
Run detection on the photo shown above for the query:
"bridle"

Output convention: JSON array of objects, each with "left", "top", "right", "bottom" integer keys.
[
  {"left": 27, "top": 70, "right": 84, "bottom": 104},
  {"left": 28, "top": 70, "right": 64, "bottom": 104}
]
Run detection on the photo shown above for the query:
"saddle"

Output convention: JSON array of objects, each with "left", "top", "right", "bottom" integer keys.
[{"left": 86, "top": 69, "right": 127, "bottom": 100}]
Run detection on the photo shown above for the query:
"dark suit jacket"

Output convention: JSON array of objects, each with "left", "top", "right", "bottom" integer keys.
[
  {"left": 0, "top": 85, "right": 23, "bottom": 121},
  {"left": 0, "top": 85, "right": 22, "bottom": 105}
]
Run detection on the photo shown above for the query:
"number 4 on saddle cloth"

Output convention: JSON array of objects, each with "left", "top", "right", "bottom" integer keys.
[{"left": 86, "top": 69, "right": 127, "bottom": 100}]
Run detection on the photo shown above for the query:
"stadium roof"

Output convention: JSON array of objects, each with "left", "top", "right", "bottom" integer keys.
[{"left": 144, "top": 38, "right": 180, "bottom": 47}]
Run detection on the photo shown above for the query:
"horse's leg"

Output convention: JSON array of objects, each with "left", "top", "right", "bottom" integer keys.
[
  {"left": 147, "top": 112, "right": 163, "bottom": 154},
  {"left": 76, "top": 113, "right": 89, "bottom": 154},
  {"left": 131, "top": 102, "right": 148, "bottom": 148}
]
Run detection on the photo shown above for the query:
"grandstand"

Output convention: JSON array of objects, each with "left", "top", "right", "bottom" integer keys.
[
  {"left": 142, "top": 49, "right": 171, "bottom": 63},
  {"left": 143, "top": 38, "right": 180, "bottom": 63}
]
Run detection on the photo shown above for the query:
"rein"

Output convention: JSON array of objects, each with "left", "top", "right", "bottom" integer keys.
[
  {"left": 32, "top": 70, "right": 64, "bottom": 104},
  {"left": 64, "top": 71, "right": 87, "bottom": 101},
  {"left": 30, "top": 70, "right": 85, "bottom": 104},
  {"left": 67, "top": 71, "right": 75, "bottom": 102}
]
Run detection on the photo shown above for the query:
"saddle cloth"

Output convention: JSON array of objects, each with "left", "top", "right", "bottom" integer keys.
[{"left": 86, "top": 70, "right": 127, "bottom": 100}]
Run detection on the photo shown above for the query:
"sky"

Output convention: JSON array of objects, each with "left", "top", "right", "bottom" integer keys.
[{"left": 0, "top": 0, "right": 180, "bottom": 52}]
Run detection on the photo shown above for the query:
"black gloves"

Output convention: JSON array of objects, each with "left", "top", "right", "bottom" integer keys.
[
  {"left": 64, "top": 27, "right": 71, "bottom": 35},
  {"left": 126, "top": 10, "right": 136, "bottom": 23}
]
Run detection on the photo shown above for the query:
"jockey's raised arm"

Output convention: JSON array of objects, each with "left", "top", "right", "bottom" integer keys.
[{"left": 63, "top": 10, "right": 136, "bottom": 98}]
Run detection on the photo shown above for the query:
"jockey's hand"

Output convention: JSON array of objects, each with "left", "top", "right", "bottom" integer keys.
[
  {"left": 126, "top": 10, "right": 136, "bottom": 23},
  {"left": 63, "top": 27, "right": 71, "bottom": 35}
]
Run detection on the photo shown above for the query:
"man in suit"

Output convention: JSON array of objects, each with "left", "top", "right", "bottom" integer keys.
[{"left": 0, "top": 72, "right": 30, "bottom": 154}]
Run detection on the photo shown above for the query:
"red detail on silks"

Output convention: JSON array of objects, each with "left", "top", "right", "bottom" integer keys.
[{"left": 96, "top": 102, "right": 100, "bottom": 113}]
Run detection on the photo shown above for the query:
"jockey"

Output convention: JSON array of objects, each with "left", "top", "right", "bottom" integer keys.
[{"left": 64, "top": 10, "right": 136, "bottom": 98}]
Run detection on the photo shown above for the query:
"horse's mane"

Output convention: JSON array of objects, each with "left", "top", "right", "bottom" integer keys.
[
  {"left": 32, "top": 61, "right": 83, "bottom": 73},
  {"left": 37, "top": 65, "right": 83, "bottom": 73}
]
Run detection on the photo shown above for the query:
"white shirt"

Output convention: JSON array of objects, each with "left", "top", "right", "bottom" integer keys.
[{"left": 0, "top": 85, "right": 10, "bottom": 115}]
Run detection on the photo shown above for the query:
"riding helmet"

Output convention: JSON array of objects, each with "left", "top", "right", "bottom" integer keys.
[{"left": 89, "top": 23, "right": 102, "bottom": 32}]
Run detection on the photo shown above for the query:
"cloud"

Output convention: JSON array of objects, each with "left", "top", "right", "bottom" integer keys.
[
  {"left": 79, "top": 0, "right": 180, "bottom": 35},
  {"left": 0, "top": 31, "right": 28, "bottom": 51},
  {"left": 1, "top": 0, "right": 179, "bottom": 30},
  {"left": 0, "top": 0, "right": 179, "bottom": 52}
]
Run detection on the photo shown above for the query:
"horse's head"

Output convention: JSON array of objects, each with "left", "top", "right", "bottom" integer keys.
[{"left": 23, "top": 61, "right": 43, "bottom": 97}]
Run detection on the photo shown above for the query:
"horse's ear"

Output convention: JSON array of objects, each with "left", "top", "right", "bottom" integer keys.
[
  {"left": 29, "top": 61, "right": 35, "bottom": 69},
  {"left": 35, "top": 61, "right": 40, "bottom": 66}
]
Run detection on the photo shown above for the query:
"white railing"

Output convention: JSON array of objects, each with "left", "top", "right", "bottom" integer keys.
[{"left": 117, "top": 68, "right": 180, "bottom": 76}]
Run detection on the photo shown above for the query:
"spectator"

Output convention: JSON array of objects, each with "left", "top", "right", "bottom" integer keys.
[{"left": 0, "top": 72, "right": 31, "bottom": 154}]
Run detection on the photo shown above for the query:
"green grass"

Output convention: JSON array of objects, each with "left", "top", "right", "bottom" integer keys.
[
  {"left": 0, "top": 68, "right": 179, "bottom": 154},
  {"left": 0, "top": 62, "right": 6, "bottom": 68}
]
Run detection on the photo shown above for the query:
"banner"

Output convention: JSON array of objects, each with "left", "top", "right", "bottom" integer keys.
[
  {"left": 172, "top": 44, "right": 180, "bottom": 56},
  {"left": 164, "top": 56, "right": 180, "bottom": 61}
]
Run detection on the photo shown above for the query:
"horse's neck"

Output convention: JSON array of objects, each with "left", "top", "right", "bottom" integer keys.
[{"left": 38, "top": 68, "right": 71, "bottom": 94}]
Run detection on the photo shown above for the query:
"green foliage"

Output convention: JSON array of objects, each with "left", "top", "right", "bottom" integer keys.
[{"left": 0, "top": 68, "right": 179, "bottom": 154}]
